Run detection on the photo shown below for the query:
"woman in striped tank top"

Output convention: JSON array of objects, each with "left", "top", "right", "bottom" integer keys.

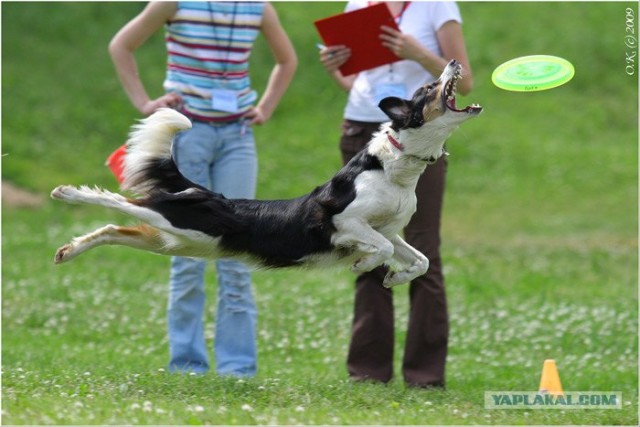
[{"left": 109, "top": 1, "right": 297, "bottom": 376}]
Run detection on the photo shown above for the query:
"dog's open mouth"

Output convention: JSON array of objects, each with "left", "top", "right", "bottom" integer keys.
[{"left": 444, "top": 68, "right": 482, "bottom": 114}]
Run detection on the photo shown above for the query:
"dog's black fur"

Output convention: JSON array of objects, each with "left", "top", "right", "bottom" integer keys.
[{"left": 133, "top": 149, "right": 383, "bottom": 268}]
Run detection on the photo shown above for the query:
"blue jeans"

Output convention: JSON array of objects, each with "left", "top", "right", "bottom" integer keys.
[{"left": 167, "top": 121, "right": 258, "bottom": 376}]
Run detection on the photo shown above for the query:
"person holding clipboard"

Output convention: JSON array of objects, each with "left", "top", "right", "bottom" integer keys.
[{"left": 318, "top": 1, "right": 473, "bottom": 388}]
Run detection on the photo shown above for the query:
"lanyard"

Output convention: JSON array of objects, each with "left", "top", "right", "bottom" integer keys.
[
  {"left": 367, "top": 1, "right": 410, "bottom": 20},
  {"left": 391, "top": 2, "right": 410, "bottom": 81},
  {"left": 396, "top": 2, "right": 411, "bottom": 20},
  {"left": 367, "top": 2, "right": 411, "bottom": 81}
]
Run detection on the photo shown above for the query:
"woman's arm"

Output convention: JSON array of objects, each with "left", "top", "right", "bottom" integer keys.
[
  {"left": 108, "top": 2, "right": 181, "bottom": 116},
  {"left": 245, "top": 3, "right": 298, "bottom": 125},
  {"left": 379, "top": 20, "right": 473, "bottom": 95}
]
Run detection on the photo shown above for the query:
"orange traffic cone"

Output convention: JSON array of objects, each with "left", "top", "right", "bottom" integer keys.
[{"left": 538, "top": 359, "right": 564, "bottom": 396}]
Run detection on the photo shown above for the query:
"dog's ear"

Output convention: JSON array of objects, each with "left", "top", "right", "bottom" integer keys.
[{"left": 378, "top": 97, "right": 412, "bottom": 123}]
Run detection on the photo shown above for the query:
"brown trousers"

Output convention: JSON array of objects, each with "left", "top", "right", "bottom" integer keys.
[{"left": 339, "top": 120, "right": 448, "bottom": 388}]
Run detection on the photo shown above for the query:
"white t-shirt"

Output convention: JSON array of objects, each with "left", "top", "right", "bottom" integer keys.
[{"left": 343, "top": 1, "right": 462, "bottom": 122}]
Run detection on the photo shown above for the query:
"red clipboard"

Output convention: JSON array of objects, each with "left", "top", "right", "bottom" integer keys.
[{"left": 314, "top": 3, "right": 400, "bottom": 76}]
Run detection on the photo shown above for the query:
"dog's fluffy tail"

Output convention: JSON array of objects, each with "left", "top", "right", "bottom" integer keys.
[{"left": 121, "top": 108, "right": 193, "bottom": 195}]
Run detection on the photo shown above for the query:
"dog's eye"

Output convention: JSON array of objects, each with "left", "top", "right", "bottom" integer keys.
[{"left": 425, "top": 85, "right": 437, "bottom": 95}]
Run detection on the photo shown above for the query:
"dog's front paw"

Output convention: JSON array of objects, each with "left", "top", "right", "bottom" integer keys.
[
  {"left": 382, "top": 271, "right": 403, "bottom": 288},
  {"left": 350, "top": 244, "right": 394, "bottom": 273},
  {"left": 382, "top": 258, "right": 429, "bottom": 288},
  {"left": 350, "top": 258, "right": 373, "bottom": 274},
  {"left": 351, "top": 257, "right": 387, "bottom": 274}
]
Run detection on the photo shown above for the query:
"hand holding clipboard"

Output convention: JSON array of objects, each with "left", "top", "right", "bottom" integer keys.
[{"left": 314, "top": 3, "right": 401, "bottom": 76}]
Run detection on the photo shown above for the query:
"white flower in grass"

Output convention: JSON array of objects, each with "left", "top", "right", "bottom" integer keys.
[
  {"left": 241, "top": 403, "right": 254, "bottom": 412},
  {"left": 295, "top": 406, "right": 305, "bottom": 412}
]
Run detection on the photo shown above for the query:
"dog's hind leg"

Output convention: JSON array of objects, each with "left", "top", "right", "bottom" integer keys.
[
  {"left": 52, "top": 185, "right": 129, "bottom": 206},
  {"left": 382, "top": 235, "right": 429, "bottom": 288},
  {"left": 51, "top": 185, "right": 177, "bottom": 234},
  {"left": 54, "top": 224, "right": 165, "bottom": 264}
]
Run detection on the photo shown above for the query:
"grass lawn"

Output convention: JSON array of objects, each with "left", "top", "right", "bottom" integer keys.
[{"left": 2, "top": 1, "right": 638, "bottom": 425}]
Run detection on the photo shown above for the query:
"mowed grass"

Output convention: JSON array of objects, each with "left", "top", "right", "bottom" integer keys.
[{"left": 2, "top": 1, "right": 638, "bottom": 425}]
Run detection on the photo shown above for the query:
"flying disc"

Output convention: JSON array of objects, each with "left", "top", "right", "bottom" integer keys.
[{"left": 492, "top": 55, "right": 575, "bottom": 92}]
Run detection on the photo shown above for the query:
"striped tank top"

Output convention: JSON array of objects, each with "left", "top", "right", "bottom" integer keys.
[{"left": 164, "top": 1, "right": 265, "bottom": 122}]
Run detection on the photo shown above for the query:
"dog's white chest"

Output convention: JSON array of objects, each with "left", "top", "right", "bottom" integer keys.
[{"left": 336, "top": 170, "right": 417, "bottom": 234}]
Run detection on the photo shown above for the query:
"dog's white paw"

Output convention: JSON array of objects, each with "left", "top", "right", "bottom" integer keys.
[
  {"left": 350, "top": 259, "right": 374, "bottom": 274},
  {"left": 382, "top": 258, "right": 429, "bottom": 288},
  {"left": 350, "top": 244, "right": 394, "bottom": 273},
  {"left": 351, "top": 257, "right": 388, "bottom": 274},
  {"left": 382, "top": 271, "right": 405, "bottom": 288}
]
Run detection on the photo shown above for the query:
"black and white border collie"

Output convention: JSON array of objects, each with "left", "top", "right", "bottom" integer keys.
[{"left": 52, "top": 60, "right": 482, "bottom": 288}]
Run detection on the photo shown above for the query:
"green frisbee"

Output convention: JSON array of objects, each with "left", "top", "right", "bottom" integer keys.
[{"left": 492, "top": 55, "right": 575, "bottom": 92}]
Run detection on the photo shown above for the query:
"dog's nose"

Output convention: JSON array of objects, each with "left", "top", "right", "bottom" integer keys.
[{"left": 443, "top": 59, "right": 463, "bottom": 77}]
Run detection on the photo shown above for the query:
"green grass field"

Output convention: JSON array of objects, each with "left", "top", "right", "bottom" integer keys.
[{"left": 2, "top": 1, "right": 638, "bottom": 425}]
